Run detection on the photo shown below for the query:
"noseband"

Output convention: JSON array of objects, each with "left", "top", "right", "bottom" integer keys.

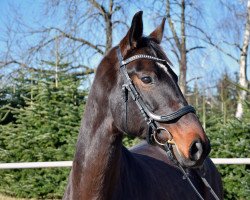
[{"left": 116, "top": 46, "right": 220, "bottom": 200}]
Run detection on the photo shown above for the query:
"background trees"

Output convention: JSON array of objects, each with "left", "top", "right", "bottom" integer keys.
[
  {"left": 0, "top": 0, "right": 249, "bottom": 199},
  {"left": 0, "top": 0, "right": 130, "bottom": 82},
  {"left": 0, "top": 62, "right": 87, "bottom": 198}
]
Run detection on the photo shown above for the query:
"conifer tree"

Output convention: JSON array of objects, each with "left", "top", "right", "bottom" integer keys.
[{"left": 0, "top": 64, "right": 87, "bottom": 198}]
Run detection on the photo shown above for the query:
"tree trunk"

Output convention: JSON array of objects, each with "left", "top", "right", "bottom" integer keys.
[
  {"left": 55, "top": 35, "right": 59, "bottom": 88},
  {"left": 105, "top": 0, "right": 113, "bottom": 52},
  {"left": 202, "top": 91, "right": 206, "bottom": 130},
  {"left": 235, "top": 0, "right": 250, "bottom": 119},
  {"left": 105, "top": 13, "right": 113, "bottom": 52},
  {"left": 179, "top": 0, "right": 187, "bottom": 95},
  {"left": 89, "top": 0, "right": 114, "bottom": 53},
  {"left": 166, "top": 0, "right": 187, "bottom": 95}
]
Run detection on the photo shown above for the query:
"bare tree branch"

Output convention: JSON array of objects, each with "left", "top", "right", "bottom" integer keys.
[
  {"left": 29, "top": 35, "right": 63, "bottom": 53},
  {"left": 0, "top": 60, "right": 95, "bottom": 77},
  {"left": 222, "top": 40, "right": 242, "bottom": 51},
  {"left": 0, "top": 60, "right": 36, "bottom": 71},
  {"left": 50, "top": 27, "right": 104, "bottom": 54},
  {"left": 109, "top": 0, "right": 114, "bottom": 14},
  {"left": 89, "top": 0, "right": 106, "bottom": 17},
  {"left": 185, "top": 22, "right": 239, "bottom": 62},
  {"left": 186, "top": 76, "right": 202, "bottom": 84},
  {"left": 186, "top": 46, "right": 205, "bottom": 54}
]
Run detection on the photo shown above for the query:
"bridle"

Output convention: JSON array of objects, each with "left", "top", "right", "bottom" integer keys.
[
  {"left": 116, "top": 47, "right": 195, "bottom": 143},
  {"left": 116, "top": 46, "right": 220, "bottom": 200}
]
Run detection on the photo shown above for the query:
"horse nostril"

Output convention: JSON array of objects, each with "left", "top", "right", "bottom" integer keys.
[{"left": 189, "top": 141, "right": 203, "bottom": 161}]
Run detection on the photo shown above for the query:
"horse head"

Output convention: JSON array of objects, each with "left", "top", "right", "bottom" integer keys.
[{"left": 96, "top": 11, "right": 210, "bottom": 168}]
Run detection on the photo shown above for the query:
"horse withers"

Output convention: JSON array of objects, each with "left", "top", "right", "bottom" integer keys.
[{"left": 63, "top": 11, "right": 223, "bottom": 200}]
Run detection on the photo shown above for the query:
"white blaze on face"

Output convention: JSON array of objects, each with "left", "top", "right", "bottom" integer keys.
[{"left": 156, "top": 62, "right": 169, "bottom": 75}]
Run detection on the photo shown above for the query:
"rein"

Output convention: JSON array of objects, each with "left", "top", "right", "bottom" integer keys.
[{"left": 116, "top": 47, "right": 220, "bottom": 200}]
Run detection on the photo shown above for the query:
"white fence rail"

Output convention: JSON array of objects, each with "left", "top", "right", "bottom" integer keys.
[{"left": 0, "top": 158, "right": 249, "bottom": 169}]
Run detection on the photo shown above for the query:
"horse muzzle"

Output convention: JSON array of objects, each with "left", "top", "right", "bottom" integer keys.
[{"left": 172, "top": 139, "right": 211, "bottom": 168}]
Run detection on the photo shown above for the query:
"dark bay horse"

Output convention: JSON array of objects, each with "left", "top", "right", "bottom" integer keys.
[{"left": 63, "top": 11, "right": 223, "bottom": 200}]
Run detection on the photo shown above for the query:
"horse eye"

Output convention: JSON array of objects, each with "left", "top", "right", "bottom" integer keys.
[{"left": 141, "top": 76, "right": 152, "bottom": 84}]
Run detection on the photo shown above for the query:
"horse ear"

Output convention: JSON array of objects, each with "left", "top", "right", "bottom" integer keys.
[
  {"left": 120, "top": 11, "right": 143, "bottom": 54},
  {"left": 149, "top": 17, "right": 166, "bottom": 44}
]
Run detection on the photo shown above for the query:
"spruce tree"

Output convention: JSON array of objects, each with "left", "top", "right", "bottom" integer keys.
[{"left": 0, "top": 66, "right": 87, "bottom": 198}]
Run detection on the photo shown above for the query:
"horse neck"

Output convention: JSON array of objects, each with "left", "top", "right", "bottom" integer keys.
[{"left": 71, "top": 71, "right": 123, "bottom": 199}]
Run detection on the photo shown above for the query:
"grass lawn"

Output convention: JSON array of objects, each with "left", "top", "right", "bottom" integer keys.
[
  {"left": 0, "top": 194, "right": 59, "bottom": 200},
  {"left": 0, "top": 194, "right": 27, "bottom": 200}
]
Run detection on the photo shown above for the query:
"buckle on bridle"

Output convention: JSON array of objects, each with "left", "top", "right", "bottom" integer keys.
[{"left": 122, "top": 84, "right": 129, "bottom": 102}]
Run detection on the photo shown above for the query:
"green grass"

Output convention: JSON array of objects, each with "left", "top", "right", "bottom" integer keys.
[
  {"left": 0, "top": 194, "right": 59, "bottom": 200},
  {"left": 0, "top": 194, "right": 28, "bottom": 200}
]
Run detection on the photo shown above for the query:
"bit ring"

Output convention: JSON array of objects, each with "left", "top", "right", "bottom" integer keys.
[{"left": 153, "top": 127, "right": 174, "bottom": 146}]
